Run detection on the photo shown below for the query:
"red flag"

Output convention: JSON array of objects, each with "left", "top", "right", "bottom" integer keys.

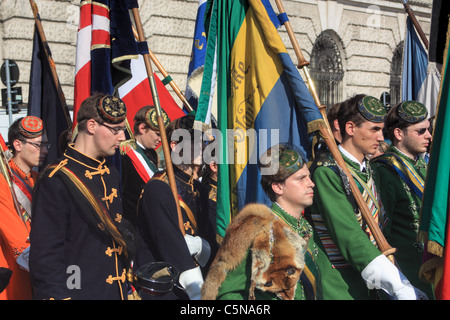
[
  {"left": 118, "top": 55, "right": 186, "bottom": 125},
  {"left": 434, "top": 205, "right": 450, "bottom": 299},
  {"left": 0, "top": 133, "right": 8, "bottom": 152}
]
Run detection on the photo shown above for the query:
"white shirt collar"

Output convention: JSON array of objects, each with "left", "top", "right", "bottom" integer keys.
[
  {"left": 338, "top": 145, "right": 367, "bottom": 172},
  {"left": 136, "top": 140, "right": 145, "bottom": 150}
]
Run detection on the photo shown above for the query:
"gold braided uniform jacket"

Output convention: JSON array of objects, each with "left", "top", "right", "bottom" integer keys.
[
  {"left": 29, "top": 144, "right": 136, "bottom": 300},
  {"left": 135, "top": 165, "right": 218, "bottom": 300}
]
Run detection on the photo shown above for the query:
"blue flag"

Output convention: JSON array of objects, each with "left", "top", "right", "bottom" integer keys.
[
  {"left": 27, "top": 26, "right": 71, "bottom": 168},
  {"left": 402, "top": 16, "right": 428, "bottom": 102},
  {"left": 185, "top": 0, "right": 208, "bottom": 111}
]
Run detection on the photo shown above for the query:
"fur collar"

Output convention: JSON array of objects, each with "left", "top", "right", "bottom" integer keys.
[{"left": 201, "top": 203, "right": 307, "bottom": 300}]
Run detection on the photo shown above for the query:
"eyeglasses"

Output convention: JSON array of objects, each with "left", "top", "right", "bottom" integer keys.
[
  {"left": 96, "top": 121, "right": 127, "bottom": 135},
  {"left": 20, "top": 140, "right": 51, "bottom": 150}
]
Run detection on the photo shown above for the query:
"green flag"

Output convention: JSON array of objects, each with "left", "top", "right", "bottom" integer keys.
[{"left": 419, "top": 20, "right": 450, "bottom": 299}]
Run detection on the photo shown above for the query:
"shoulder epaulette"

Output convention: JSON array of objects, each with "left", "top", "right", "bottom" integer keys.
[
  {"left": 48, "top": 159, "right": 69, "bottom": 178},
  {"left": 151, "top": 171, "right": 169, "bottom": 184},
  {"left": 311, "top": 148, "right": 355, "bottom": 205}
]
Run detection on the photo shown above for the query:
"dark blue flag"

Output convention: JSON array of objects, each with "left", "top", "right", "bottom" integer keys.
[{"left": 27, "top": 26, "right": 71, "bottom": 168}]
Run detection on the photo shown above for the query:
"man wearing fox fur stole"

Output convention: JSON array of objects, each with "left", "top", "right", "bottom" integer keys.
[{"left": 201, "top": 144, "right": 329, "bottom": 300}]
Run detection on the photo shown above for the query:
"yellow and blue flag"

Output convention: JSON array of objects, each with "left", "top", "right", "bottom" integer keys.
[{"left": 195, "top": 0, "right": 324, "bottom": 237}]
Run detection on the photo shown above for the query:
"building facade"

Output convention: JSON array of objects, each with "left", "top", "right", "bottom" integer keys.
[{"left": 0, "top": 0, "right": 432, "bottom": 124}]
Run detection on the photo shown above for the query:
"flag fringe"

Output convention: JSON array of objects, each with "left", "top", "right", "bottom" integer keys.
[
  {"left": 307, "top": 119, "right": 325, "bottom": 134},
  {"left": 419, "top": 255, "right": 443, "bottom": 287}
]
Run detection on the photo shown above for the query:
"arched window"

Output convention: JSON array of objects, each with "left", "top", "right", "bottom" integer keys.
[
  {"left": 310, "top": 31, "right": 345, "bottom": 111},
  {"left": 390, "top": 42, "right": 403, "bottom": 107}
]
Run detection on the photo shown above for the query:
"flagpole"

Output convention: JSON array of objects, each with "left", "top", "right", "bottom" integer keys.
[
  {"left": 274, "top": 0, "right": 397, "bottom": 264},
  {"left": 401, "top": 0, "right": 429, "bottom": 50},
  {"left": 0, "top": 134, "right": 30, "bottom": 232},
  {"left": 131, "top": 27, "right": 194, "bottom": 113},
  {"left": 131, "top": 8, "right": 185, "bottom": 236},
  {"left": 29, "top": 0, "right": 72, "bottom": 128}
]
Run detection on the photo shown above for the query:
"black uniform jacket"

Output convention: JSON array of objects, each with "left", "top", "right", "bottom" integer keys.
[
  {"left": 135, "top": 165, "right": 218, "bottom": 299},
  {"left": 30, "top": 145, "right": 135, "bottom": 300}
]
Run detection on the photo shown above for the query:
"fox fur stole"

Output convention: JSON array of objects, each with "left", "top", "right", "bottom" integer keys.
[{"left": 201, "top": 203, "right": 308, "bottom": 300}]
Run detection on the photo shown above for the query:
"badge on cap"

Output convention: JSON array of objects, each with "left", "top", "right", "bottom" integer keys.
[
  {"left": 19, "top": 116, "right": 44, "bottom": 138},
  {"left": 145, "top": 107, "right": 170, "bottom": 131},
  {"left": 397, "top": 101, "right": 428, "bottom": 123},
  {"left": 260, "top": 144, "right": 306, "bottom": 177},
  {"left": 278, "top": 148, "right": 305, "bottom": 176},
  {"left": 97, "top": 95, "right": 127, "bottom": 124},
  {"left": 357, "top": 96, "right": 387, "bottom": 123}
]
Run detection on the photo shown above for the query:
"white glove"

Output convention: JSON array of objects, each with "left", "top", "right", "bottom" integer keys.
[
  {"left": 16, "top": 246, "right": 30, "bottom": 271},
  {"left": 361, "top": 254, "right": 428, "bottom": 300},
  {"left": 178, "top": 266, "right": 203, "bottom": 300},
  {"left": 184, "top": 235, "right": 211, "bottom": 267}
]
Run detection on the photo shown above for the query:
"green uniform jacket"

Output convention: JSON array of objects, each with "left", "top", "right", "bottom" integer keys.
[
  {"left": 308, "top": 149, "right": 382, "bottom": 300},
  {"left": 371, "top": 146, "right": 433, "bottom": 298},
  {"left": 217, "top": 203, "right": 324, "bottom": 300}
]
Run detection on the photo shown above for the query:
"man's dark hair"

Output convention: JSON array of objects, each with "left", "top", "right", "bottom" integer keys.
[
  {"left": 76, "top": 92, "right": 105, "bottom": 131},
  {"left": 337, "top": 94, "right": 367, "bottom": 138},
  {"left": 8, "top": 117, "right": 26, "bottom": 155},
  {"left": 133, "top": 105, "right": 153, "bottom": 134},
  {"left": 384, "top": 102, "right": 413, "bottom": 142}
]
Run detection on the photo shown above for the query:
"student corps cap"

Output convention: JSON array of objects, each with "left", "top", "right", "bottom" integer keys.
[
  {"left": 145, "top": 107, "right": 170, "bottom": 131},
  {"left": 97, "top": 95, "right": 127, "bottom": 124},
  {"left": 278, "top": 148, "right": 305, "bottom": 176},
  {"left": 19, "top": 116, "right": 44, "bottom": 138},
  {"left": 397, "top": 100, "right": 428, "bottom": 124},
  {"left": 357, "top": 96, "right": 387, "bottom": 123},
  {"left": 259, "top": 143, "right": 306, "bottom": 177}
]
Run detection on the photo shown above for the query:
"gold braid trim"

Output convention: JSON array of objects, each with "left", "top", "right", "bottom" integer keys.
[
  {"left": 51, "top": 166, "right": 129, "bottom": 258},
  {"left": 427, "top": 240, "right": 444, "bottom": 258}
]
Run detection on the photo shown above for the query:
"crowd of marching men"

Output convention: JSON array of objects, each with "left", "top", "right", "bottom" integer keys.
[{"left": 0, "top": 92, "right": 436, "bottom": 300}]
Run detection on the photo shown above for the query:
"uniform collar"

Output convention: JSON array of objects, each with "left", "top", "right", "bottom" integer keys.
[
  {"left": 391, "top": 146, "right": 418, "bottom": 162},
  {"left": 338, "top": 145, "right": 367, "bottom": 172},
  {"left": 65, "top": 143, "right": 107, "bottom": 170},
  {"left": 174, "top": 164, "right": 196, "bottom": 186}
]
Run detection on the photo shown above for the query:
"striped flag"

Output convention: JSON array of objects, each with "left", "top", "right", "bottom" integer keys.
[
  {"left": 418, "top": 1, "right": 450, "bottom": 300},
  {"left": 118, "top": 55, "right": 186, "bottom": 126},
  {"left": 73, "top": 0, "right": 138, "bottom": 129},
  {"left": 419, "top": 33, "right": 450, "bottom": 299},
  {"left": 402, "top": 16, "right": 428, "bottom": 103}
]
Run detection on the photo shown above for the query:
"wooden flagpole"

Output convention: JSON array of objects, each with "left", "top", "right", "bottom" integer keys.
[
  {"left": 402, "top": 0, "right": 429, "bottom": 50},
  {"left": 274, "top": 0, "right": 397, "bottom": 264},
  {"left": 131, "top": 8, "right": 185, "bottom": 236},
  {"left": 0, "top": 134, "right": 30, "bottom": 232},
  {"left": 131, "top": 27, "right": 193, "bottom": 113},
  {"left": 29, "top": 0, "right": 72, "bottom": 128}
]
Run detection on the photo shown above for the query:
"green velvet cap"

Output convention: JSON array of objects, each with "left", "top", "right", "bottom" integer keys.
[{"left": 357, "top": 96, "right": 387, "bottom": 123}]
